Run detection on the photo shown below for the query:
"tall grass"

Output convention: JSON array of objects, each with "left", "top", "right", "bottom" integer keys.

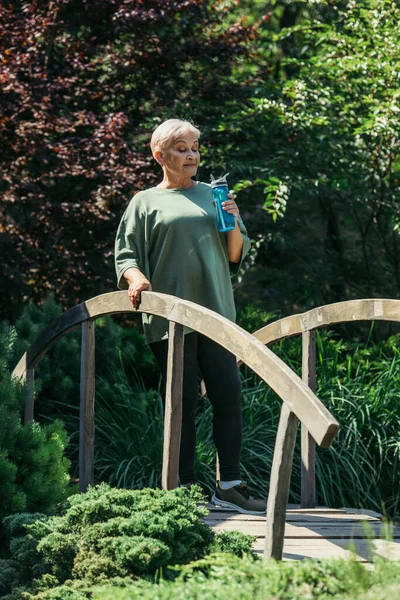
[
  {"left": 54, "top": 329, "right": 400, "bottom": 519},
  {"left": 53, "top": 362, "right": 164, "bottom": 489}
]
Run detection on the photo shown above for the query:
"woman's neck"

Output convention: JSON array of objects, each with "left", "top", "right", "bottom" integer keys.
[{"left": 157, "top": 174, "right": 197, "bottom": 189}]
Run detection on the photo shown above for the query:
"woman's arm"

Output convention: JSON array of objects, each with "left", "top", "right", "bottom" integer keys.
[
  {"left": 226, "top": 223, "right": 244, "bottom": 263},
  {"left": 123, "top": 267, "right": 152, "bottom": 309},
  {"left": 223, "top": 194, "right": 244, "bottom": 263}
]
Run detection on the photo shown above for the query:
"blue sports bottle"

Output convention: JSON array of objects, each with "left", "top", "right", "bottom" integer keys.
[{"left": 210, "top": 172, "right": 236, "bottom": 233}]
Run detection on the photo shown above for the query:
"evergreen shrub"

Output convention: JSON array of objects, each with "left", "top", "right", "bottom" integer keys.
[
  {"left": 89, "top": 555, "right": 400, "bottom": 600},
  {"left": 1, "top": 483, "right": 254, "bottom": 598},
  {"left": 4, "top": 552, "right": 400, "bottom": 600},
  {"left": 0, "top": 327, "right": 70, "bottom": 553}
]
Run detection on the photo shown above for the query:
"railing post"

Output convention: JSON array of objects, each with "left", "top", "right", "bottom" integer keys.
[
  {"left": 162, "top": 321, "right": 184, "bottom": 490},
  {"left": 79, "top": 320, "right": 95, "bottom": 493},
  {"left": 301, "top": 329, "right": 316, "bottom": 508},
  {"left": 24, "top": 368, "right": 35, "bottom": 424},
  {"left": 265, "top": 403, "right": 299, "bottom": 560}
]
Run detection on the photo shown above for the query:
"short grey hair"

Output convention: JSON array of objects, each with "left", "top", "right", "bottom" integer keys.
[{"left": 150, "top": 118, "right": 200, "bottom": 155}]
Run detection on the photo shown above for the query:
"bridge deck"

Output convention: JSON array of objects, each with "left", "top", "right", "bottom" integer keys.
[{"left": 205, "top": 504, "right": 400, "bottom": 562}]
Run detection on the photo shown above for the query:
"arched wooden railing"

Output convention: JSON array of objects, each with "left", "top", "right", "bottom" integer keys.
[
  {"left": 12, "top": 291, "right": 339, "bottom": 561},
  {"left": 248, "top": 299, "right": 400, "bottom": 510}
]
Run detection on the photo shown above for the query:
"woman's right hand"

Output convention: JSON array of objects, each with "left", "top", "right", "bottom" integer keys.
[{"left": 128, "top": 278, "right": 152, "bottom": 309}]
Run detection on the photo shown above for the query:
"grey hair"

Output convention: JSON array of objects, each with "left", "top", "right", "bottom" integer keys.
[{"left": 150, "top": 118, "right": 200, "bottom": 155}]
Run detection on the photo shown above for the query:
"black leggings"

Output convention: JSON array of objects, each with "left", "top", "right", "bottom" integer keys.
[{"left": 149, "top": 331, "right": 242, "bottom": 483}]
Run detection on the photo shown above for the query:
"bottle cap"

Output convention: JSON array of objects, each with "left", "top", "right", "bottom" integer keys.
[{"left": 210, "top": 173, "right": 229, "bottom": 188}]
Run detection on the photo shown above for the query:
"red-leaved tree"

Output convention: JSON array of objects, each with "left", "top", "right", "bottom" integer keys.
[{"left": 0, "top": 0, "right": 256, "bottom": 321}]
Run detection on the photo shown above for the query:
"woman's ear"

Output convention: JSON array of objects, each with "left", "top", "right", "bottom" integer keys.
[{"left": 154, "top": 150, "right": 164, "bottom": 166}]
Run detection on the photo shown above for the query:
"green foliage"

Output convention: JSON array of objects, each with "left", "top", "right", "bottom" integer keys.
[
  {"left": 1, "top": 484, "right": 258, "bottom": 597},
  {"left": 2, "top": 486, "right": 400, "bottom": 600},
  {"left": 313, "top": 330, "right": 400, "bottom": 516},
  {"left": 236, "top": 303, "right": 279, "bottom": 332},
  {"left": 3, "top": 485, "right": 400, "bottom": 600},
  {"left": 2, "top": 514, "right": 49, "bottom": 589},
  {"left": 8, "top": 553, "right": 400, "bottom": 600},
  {"left": 4, "top": 296, "right": 158, "bottom": 476},
  {"left": 93, "top": 373, "right": 163, "bottom": 488},
  {"left": 0, "top": 560, "right": 20, "bottom": 598},
  {"left": 220, "top": 0, "right": 400, "bottom": 315},
  {"left": 0, "top": 327, "right": 70, "bottom": 555},
  {"left": 211, "top": 531, "right": 256, "bottom": 558}
]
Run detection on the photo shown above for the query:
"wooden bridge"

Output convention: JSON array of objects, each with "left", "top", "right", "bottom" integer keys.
[
  {"left": 12, "top": 293, "right": 400, "bottom": 562},
  {"left": 205, "top": 504, "right": 400, "bottom": 562}
]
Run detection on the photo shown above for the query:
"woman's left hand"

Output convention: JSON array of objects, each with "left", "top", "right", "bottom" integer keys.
[{"left": 222, "top": 193, "right": 240, "bottom": 219}]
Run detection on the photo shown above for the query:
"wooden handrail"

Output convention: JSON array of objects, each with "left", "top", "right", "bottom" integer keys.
[
  {"left": 251, "top": 299, "right": 400, "bottom": 346},
  {"left": 12, "top": 290, "right": 341, "bottom": 562},
  {"left": 13, "top": 291, "right": 338, "bottom": 448},
  {"left": 248, "top": 298, "right": 400, "bottom": 510}
]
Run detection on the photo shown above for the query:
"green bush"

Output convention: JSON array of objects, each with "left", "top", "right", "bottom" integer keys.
[
  {"left": 91, "top": 556, "right": 400, "bottom": 600},
  {"left": 6, "top": 553, "right": 400, "bottom": 600},
  {"left": 0, "top": 327, "right": 71, "bottom": 554},
  {"left": 212, "top": 531, "right": 255, "bottom": 558},
  {"left": 2, "top": 485, "right": 400, "bottom": 600},
  {"left": 1, "top": 483, "right": 256, "bottom": 598}
]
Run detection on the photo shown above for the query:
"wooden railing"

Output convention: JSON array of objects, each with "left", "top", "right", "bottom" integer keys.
[
  {"left": 12, "top": 291, "right": 340, "bottom": 561},
  {"left": 248, "top": 299, "right": 400, "bottom": 509}
]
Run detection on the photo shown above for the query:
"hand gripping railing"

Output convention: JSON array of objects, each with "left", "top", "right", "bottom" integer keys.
[
  {"left": 248, "top": 299, "right": 400, "bottom": 509},
  {"left": 12, "top": 291, "right": 339, "bottom": 560}
]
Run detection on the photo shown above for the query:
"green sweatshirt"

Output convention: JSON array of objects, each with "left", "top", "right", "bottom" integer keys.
[{"left": 114, "top": 181, "right": 251, "bottom": 344}]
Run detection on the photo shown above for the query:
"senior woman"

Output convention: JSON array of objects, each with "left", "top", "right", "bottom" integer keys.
[{"left": 115, "top": 118, "right": 266, "bottom": 515}]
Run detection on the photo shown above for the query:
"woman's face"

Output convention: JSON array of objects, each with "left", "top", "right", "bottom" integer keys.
[{"left": 162, "top": 131, "right": 200, "bottom": 177}]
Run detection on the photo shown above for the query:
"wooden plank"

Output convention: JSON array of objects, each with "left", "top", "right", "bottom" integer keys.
[
  {"left": 265, "top": 404, "right": 299, "bottom": 560},
  {"left": 254, "top": 538, "right": 400, "bottom": 561},
  {"left": 207, "top": 504, "right": 381, "bottom": 520},
  {"left": 301, "top": 330, "right": 316, "bottom": 508},
  {"left": 340, "top": 507, "right": 383, "bottom": 519},
  {"left": 205, "top": 512, "right": 378, "bottom": 523},
  {"left": 79, "top": 320, "right": 95, "bottom": 493},
  {"left": 286, "top": 506, "right": 381, "bottom": 516},
  {"left": 287, "top": 505, "right": 348, "bottom": 512},
  {"left": 24, "top": 368, "right": 35, "bottom": 424},
  {"left": 210, "top": 522, "right": 400, "bottom": 538},
  {"left": 162, "top": 322, "right": 184, "bottom": 491}
]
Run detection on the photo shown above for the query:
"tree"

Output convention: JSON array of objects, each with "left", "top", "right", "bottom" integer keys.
[
  {"left": 218, "top": 0, "right": 400, "bottom": 311},
  {"left": 0, "top": 0, "right": 256, "bottom": 321}
]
